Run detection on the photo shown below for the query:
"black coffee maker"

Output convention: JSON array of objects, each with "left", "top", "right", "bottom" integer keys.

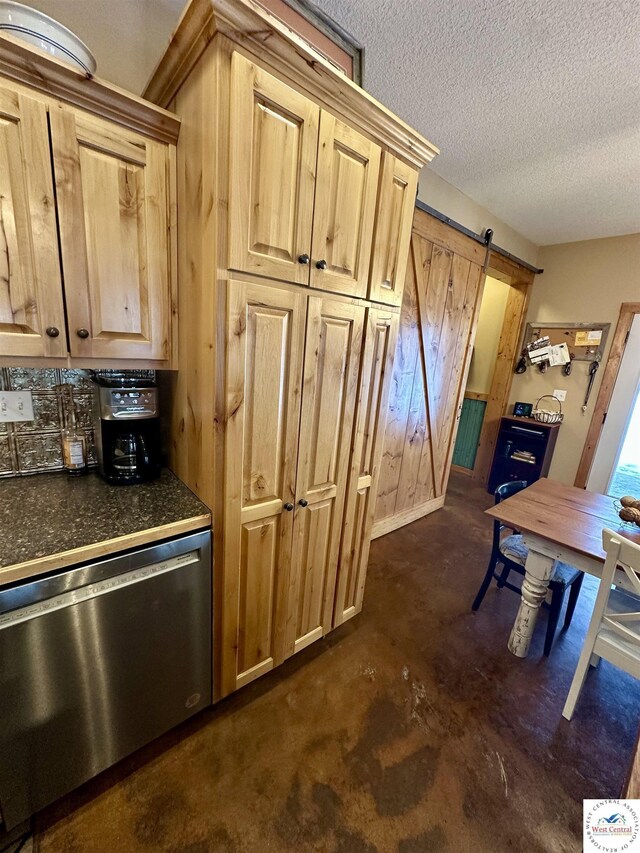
[{"left": 92, "top": 374, "right": 161, "bottom": 485}]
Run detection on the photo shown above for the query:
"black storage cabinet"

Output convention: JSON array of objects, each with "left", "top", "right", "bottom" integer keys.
[{"left": 487, "top": 415, "right": 561, "bottom": 494}]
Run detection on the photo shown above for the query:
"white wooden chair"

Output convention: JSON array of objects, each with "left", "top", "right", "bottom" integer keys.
[{"left": 563, "top": 529, "right": 640, "bottom": 721}]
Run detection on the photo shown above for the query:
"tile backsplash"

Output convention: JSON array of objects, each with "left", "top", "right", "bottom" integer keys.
[{"left": 0, "top": 369, "right": 153, "bottom": 477}]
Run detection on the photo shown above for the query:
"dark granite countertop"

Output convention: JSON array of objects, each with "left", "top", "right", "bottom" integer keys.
[{"left": 0, "top": 469, "right": 211, "bottom": 582}]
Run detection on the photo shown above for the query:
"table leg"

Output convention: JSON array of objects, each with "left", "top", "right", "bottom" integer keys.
[{"left": 508, "top": 549, "right": 556, "bottom": 657}]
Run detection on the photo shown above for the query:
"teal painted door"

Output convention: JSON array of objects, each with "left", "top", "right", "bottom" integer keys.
[{"left": 452, "top": 397, "right": 486, "bottom": 469}]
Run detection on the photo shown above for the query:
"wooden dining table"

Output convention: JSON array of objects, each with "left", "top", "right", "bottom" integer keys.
[{"left": 485, "top": 477, "right": 640, "bottom": 658}]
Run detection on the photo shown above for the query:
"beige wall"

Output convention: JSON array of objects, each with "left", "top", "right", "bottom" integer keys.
[
  {"left": 509, "top": 233, "right": 640, "bottom": 485},
  {"left": 26, "top": 0, "right": 184, "bottom": 93},
  {"left": 467, "top": 276, "right": 510, "bottom": 395},
  {"left": 418, "top": 169, "right": 539, "bottom": 267}
]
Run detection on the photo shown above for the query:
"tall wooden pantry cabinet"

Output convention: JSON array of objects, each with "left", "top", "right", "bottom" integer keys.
[{"left": 145, "top": 0, "right": 438, "bottom": 698}]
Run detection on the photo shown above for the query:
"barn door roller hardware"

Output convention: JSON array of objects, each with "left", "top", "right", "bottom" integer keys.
[{"left": 415, "top": 200, "right": 542, "bottom": 275}]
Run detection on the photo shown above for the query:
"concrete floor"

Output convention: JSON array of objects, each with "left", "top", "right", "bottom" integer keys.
[{"left": 29, "top": 473, "right": 640, "bottom": 852}]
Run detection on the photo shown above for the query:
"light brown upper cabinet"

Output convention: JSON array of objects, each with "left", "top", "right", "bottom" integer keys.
[
  {"left": 0, "top": 46, "right": 178, "bottom": 366},
  {"left": 229, "top": 52, "right": 319, "bottom": 286},
  {"left": 0, "top": 84, "right": 67, "bottom": 358},
  {"left": 368, "top": 153, "right": 418, "bottom": 307},
  {"left": 310, "top": 114, "right": 380, "bottom": 298},
  {"left": 228, "top": 52, "right": 381, "bottom": 298},
  {"left": 50, "top": 107, "right": 174, "bottom": 361}
]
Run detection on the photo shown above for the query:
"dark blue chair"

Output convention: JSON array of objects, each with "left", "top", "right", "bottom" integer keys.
[{"left": 472, "top": 480, "right": 584, "bottom": 656}]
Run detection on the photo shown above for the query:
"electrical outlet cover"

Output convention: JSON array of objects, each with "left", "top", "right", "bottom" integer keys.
[
  {"left": 553, "top": 389, "right": 567, "bottom": 402},
  {"left": 0, "top": 391, "right": 35, "bottom": 422}
]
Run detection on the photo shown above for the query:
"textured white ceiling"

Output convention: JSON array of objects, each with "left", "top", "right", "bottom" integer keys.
[
  {"left": 313, "top": 0, "right": 640, "bottom": 246},
  {"left": 27, "top": 0, "right": 640, "bottom": 246}
]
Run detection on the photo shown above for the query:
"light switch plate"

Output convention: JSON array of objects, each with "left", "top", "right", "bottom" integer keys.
[
  {"left": 0, "top": 390, "right": 35, "bottom": 422},
  {"left": 553, "top": 389, "right": 567, "bottom": 402}
]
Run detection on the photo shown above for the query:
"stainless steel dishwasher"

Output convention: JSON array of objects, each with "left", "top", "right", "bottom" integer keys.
[{"left": 0, "top": 530, "right": 212, "bottom": 829}]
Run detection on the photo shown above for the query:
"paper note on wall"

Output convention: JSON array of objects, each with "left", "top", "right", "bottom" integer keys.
[
  {"left": 529, "top": 345, "right": 550, "bottom": 363},
  {"left": 574, "top": 330, "right": 602, "bottom": 346},
  {"left": 548, "top": 342, "right": 570, "bottom": 366}
]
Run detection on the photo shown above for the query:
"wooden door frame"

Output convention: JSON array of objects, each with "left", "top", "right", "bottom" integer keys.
[
  {"left": 574, "top": 302, "right": 640, "bottom": 489},
  {"left": 471, "top": 252, "right": 536, "bottom": 483}
]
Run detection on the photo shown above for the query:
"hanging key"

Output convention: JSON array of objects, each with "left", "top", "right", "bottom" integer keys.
[{"left": 582, "top": 358, "right": 600, "bottom": 412}]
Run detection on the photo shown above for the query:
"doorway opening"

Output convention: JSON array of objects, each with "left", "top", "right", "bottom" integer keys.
[
  {"left": 576, "top": 302, "right": 640, "bottom": 492},
  {"left": 451, "top": 250, "right": 536, "bottom": 483},
  {"left": 452, "top": 275, "right": 510, "bottom": 472},
  {"left": 609, "top": 384, "right": 640, "bottom": 497},
  {"left": 587, "top": 312, "right": 640, "bottom": 497}
]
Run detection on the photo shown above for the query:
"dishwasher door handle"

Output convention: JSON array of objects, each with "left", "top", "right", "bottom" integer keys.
[{"left": 0, "top": 550, "right": 200, "bottom": 629}]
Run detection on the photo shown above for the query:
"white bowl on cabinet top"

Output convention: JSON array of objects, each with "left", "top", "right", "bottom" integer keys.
[{"left": 0, "top": 0, "right": 96, "bottom": 75}]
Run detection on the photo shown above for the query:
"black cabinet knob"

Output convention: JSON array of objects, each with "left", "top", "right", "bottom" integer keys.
[
  {"left": 298, "top": 254, "right": 310, "bottom": 265},
  {"left": 76, "top": 328, "right": 90, "bottom": 339},
  {"left": 283, "top": 502, "right": 294, "bottom": 511},
  {"left": 315, "top": 259, "right": 327, "bottom": 270},
  {"left": 298, "top": 499, "right": 308, "bottom": 507},
  {"left": 45, "top": 326, "right": 60, "bottom": 338}
]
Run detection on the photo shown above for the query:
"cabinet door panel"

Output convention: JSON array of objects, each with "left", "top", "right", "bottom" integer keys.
[
  {"left": 288, "top": 296, "right": 364, "bottom": 653},
  {"left": 368, "top": 153, "right": 417, "bottom": 306},
  {"left": 293, "top": 498, "right": 332, "bottom": 647},
  {"left": 223, "top": 280, "right": 306, "bottom": 695},
  {"left": 50, "top": 107, "right": 172, "bottom": 361},
  {"left": 237, "top": 516, "right": 279, "bottom": 679},
  {"left": 310, "top": 113, "right": 380, "bottom": 298},
  {"left": 0, "top": 86, "right": 66, "bottom": 358},
  {"left": 334, "top": 308, "right": 398, "bottom": 625},
  {"left": 229, "top": 52, "right": 319, "bottom": 284}
]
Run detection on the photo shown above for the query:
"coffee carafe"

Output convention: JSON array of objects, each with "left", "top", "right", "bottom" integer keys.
[{"left": 93, "top": 374, "right": 161, "bottom": 485}]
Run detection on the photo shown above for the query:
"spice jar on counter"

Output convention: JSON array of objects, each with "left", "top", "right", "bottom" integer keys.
[{"left": 61, "top": 385, "right": 87, "bottom": 476}]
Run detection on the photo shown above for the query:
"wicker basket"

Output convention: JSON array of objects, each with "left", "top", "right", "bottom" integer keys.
[{"left": 532, "top": 394, "right": 563, "bottom": 424}]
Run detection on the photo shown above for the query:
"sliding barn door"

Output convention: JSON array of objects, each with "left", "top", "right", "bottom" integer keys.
[{"left": 373, "top": 209, "right": 486, "bottom": 537}]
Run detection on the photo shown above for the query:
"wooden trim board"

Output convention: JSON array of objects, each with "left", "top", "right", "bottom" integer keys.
[
  {"left": 485, "top": 250, "right": 536, "bottom": 285},
  {"left": 451, "top": 464, "right": 474, "bottom": 477},
  {"left": 0, "top": 32, "right": 179, "bottom": 143},
  {"left": 372, "top": 496, "right": 445, "bottom": 539},
  {"left": 260, "top": 0, "right": 362, "bottom": 82},
  {"left": 575, "top": 302, "right": 640, "bottom": 489},
  {"left": 411, "top": 212, "right": 486, "bottom": 266},
  {"left": 0, "top": 514, "right": 212, "bottom": 587},
  {"left": 0, "top": 356, "right": 175, "bottom": 370},
  {"left": 143, "top": 0, "right": 217, "bottom": 108}
]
